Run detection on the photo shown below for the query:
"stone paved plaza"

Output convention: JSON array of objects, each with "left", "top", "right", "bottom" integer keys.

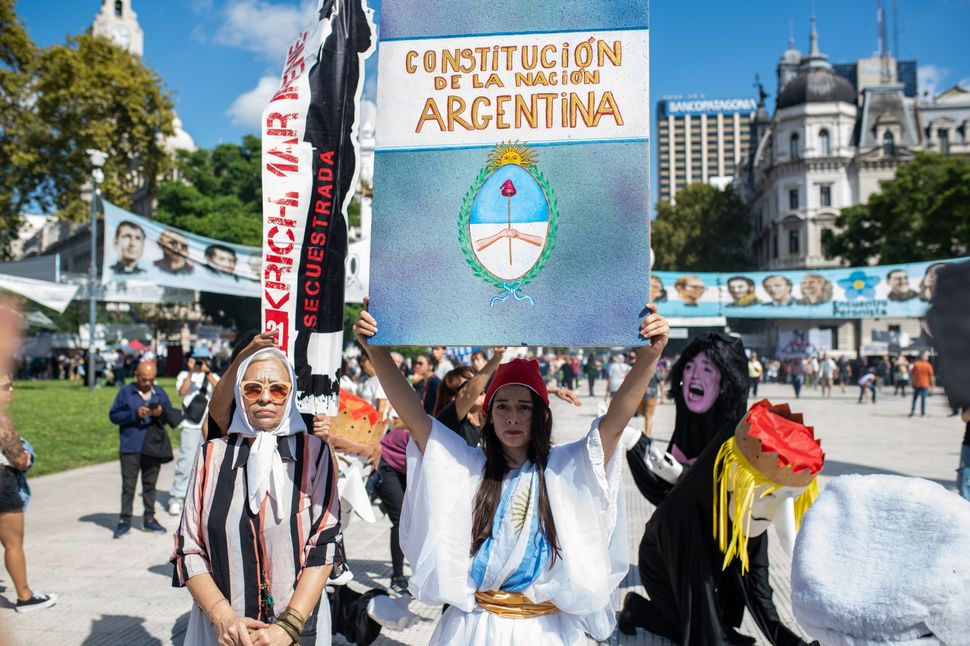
[{"left": 2, "top": 381, "right": 964, "bottom": 645}]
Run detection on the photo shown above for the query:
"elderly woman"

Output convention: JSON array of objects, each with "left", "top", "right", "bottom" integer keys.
[{"left": 171, "top": 337, "right": 341, "bottom": 646}]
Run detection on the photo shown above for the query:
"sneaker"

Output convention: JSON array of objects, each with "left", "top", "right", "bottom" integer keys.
[
  {"left": 168, "top": 501, "right": 183, "bottom": 516},
  {"left": 389, "top": 575, "right": 410, "bottom": 596},
  {"left": 113, "top": 522, "right": 131, "bottom": 539},
  {"left": 16, "top": 592, "right": 58, "bottom": 613},
  {"left": 142, "top": 518, "right": 166, "bottom": 533}
]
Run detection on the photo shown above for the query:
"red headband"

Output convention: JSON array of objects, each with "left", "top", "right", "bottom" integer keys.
[{"left": 482, "top": 358, "right": 549, "bottom": 412}]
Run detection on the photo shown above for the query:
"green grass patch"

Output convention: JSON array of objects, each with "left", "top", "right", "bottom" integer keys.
[{"left": 9, "top": 379, "right": 181, "bottom": 477}]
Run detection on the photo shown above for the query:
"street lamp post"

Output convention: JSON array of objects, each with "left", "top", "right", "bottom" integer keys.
[{"left": 86, "top": 149, "right": 107, "bottom": 392}]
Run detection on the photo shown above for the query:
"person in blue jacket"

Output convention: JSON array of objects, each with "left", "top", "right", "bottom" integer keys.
[{"left": 108, "top": 359, "right": 176, "bottom": 538}]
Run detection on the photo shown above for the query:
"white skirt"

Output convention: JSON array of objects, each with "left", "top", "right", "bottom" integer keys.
[{"left": 430, "top": 605, "right": 591, "bottom": 646}]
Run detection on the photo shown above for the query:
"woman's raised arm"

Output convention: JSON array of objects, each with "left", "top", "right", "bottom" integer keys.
[
  {"left": 599, "top": 305, "right": 669, "bottom": 463},
  {"left": 354, "top": 300, "right": 432, "bottom": 452}
]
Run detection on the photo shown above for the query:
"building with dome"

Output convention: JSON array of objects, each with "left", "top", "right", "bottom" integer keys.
[
  {"left": 734, "top": 16, "right": 970, "bottom": 355},
  {"left": 741, "top": 17, "right": 933, "bottom": 271}
]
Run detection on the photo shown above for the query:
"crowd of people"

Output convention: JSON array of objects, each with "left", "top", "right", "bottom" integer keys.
[{"left": 2, "top": 298, "right": 969, "bottom": 645}]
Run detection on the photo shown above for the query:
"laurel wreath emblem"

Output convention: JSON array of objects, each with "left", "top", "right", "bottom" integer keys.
[{"left": 457, "top": 162, "right": 560, "bottom": 292}]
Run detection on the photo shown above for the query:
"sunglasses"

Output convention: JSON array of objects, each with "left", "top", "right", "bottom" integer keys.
[{"left": 240, "top": 381, "right": 291, "bottom": 404}]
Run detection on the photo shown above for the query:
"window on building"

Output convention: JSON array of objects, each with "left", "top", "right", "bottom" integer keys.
[
  {"left": 883, "top": 131, "right": 896, "bottom": 156},
  {"left": 789, "top": 230, "right": 800, "bottom": 254},
  {"left": 789, "top": 188, "right": 799, "bottom": 210},
  {"left": 772, "top": 234, "right": 778, "bottom": 259},
  {"left": 115, "top": 0, "right": 123, "bottom": 16},
  {"left": 819, "top": 129, "right": 830, "bottom": 156},
  {"left": 790, "top": 132, "right": 800, "bottom": 159},
  {"left": 819, "top": 184, "right": 832, "bottom": 207},
  {"left": 938, "top": 128, "right": 950, "bottom": 154}
]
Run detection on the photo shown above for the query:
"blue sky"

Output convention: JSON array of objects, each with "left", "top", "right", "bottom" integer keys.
[{"left": 17, "top": 0, "right": 970, "bottom": 203}]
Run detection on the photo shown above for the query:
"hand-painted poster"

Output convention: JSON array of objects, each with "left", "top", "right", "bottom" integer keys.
[
  {"left": 101, "top": 202, "right": 261, "bottom": 297},
  {"left": 369, "top": 0, "right": 651, "bottom": 346},
  {"left": 260, "top": 0, "right": 375, "bottom": 415}
]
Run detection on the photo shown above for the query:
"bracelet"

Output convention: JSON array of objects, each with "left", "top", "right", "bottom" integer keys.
[
  {"left": 276, "top": 607, "right": 306, "bottom": 636},
  {"left": 274, "top": 617, "right": 300, "bottom": 643},
  {"left": 281, "top": 606, "right": 307, "bottom": 626},
  {"left": 207, "top": 597, "right": 229, "bottom": 620}
]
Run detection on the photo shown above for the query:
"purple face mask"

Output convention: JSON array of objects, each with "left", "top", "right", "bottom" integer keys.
[{"left": 682, "top": 351, "right": 722, "bottom": 414}]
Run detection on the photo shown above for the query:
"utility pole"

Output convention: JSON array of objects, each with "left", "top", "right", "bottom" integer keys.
[{"left": 86, "top": 149, "right": 107, "bottom": 391}]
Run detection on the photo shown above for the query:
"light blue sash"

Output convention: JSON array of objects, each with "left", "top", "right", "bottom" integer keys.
[{"left": 470, "top": 461, "right": 551, "bottom": 592}]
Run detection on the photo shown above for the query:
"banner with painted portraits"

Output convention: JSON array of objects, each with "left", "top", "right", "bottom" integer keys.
[
  {"left": 101, "top": 202, "right": 261, "bottom": 297},
  {"left": 651, "top": 258, "right": 964, "bottom": 319}
]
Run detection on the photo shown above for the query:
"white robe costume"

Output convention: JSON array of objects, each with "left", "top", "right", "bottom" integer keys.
[{"left": 401, "top": 416, "right": 627, "bottom": 645}]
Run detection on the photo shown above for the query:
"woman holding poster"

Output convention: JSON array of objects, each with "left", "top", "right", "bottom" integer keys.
[{"left": 353, "top": 301, "right": 668, "bottom": 645}]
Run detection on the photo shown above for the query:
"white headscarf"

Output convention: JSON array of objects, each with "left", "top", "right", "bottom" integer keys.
[{"left": 227, "top": 347, "right": 306, "bottom": 521}]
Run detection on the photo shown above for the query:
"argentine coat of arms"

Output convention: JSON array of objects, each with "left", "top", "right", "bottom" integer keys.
[{"left": 458, "top": 142, "right": 559, "bottom": 307}]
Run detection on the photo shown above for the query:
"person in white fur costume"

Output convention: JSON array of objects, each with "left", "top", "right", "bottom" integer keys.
[{"left": 791, "top": 474, "right": 970, "bottom": 645}]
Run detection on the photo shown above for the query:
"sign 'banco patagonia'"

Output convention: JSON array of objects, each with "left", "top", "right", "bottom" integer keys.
[{"left": 370, "top": 0, "right": 651, "bottom": 346}]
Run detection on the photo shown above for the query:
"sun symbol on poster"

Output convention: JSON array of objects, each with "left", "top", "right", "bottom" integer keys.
[{"left": 458, "top": 142, "right": 559, "bottom": 307}]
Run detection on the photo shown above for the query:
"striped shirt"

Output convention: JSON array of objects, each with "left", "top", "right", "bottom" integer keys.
[{"left": 171, "top": 432, "right": 340, "bottom": 621}]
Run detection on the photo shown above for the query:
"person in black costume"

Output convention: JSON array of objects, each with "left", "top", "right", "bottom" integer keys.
[
  {"left": 626, "top": 332, "right": 749, "bottom": 506},
  {"left": 620, "top": 401, "right": 823, "bottom": 645}
]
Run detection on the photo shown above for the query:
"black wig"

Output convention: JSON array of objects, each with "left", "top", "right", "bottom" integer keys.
[{"left": 666, "top": 332, "right": 748, "bottom": 461}]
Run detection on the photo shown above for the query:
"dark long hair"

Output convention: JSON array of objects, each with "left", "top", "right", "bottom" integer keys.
[
  {"left": 432, "top": 366, "right": 474, "bottom": 416},
  {"left": 667, "top": 332, "right": 748, "bottom": 460},
  {"left": 470, "top": 389, "right": 560, "bottom": 562}
]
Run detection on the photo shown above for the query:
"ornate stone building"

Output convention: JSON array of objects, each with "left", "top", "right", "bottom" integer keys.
[
  {"left": 741, "top": 19, "right": 969, "bottom": 273},
  {"left": 734, "top": 18, "right": 970, "bottom": 356}
]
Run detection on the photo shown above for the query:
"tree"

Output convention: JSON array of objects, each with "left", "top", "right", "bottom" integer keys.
[
  {"left": 823, "top": 152, "right": 970, "bottom": 265},
  {"left": 154, "top": 136, "right": 263, "bottom": 245},
  {"left": 651, "top": 183, "right": 752, "bottom": 271},
  {"left": 0, "top": 0, "right": 36, "bottom": 255},
  {"left": 5, "top": 29, "right": 175, "bottom": 226}
]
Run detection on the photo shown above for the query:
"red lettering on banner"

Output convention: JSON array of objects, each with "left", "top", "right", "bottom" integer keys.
[
  {"left": 266, "top": 148, "right": 300, "bottom": 177},
  {"left": 266, "top": 112, "right": 299, "bottom": 137},
  {"left": 271, "top": 84, "right": 299, "bottom": 102},
  {"left": 263, "top": 189, "right": 298, "bottom": 354},
  {"left": 267, "top": 226, "right": 295, "bottom": 255},
  {"left": 299, "top": 150, "right": 336, "bottom": 333},
  {"left": 265, "top": 309, "right": 289, "bottom": 352}
]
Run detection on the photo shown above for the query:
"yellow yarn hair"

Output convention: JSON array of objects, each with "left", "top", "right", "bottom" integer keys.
[{"left": 712, "top": 437, "right": 819, "bottom": 574}]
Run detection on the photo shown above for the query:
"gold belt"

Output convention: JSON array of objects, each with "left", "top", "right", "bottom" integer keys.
[{"left": 475, "top": 590, "right": 560, "bottom": 619}]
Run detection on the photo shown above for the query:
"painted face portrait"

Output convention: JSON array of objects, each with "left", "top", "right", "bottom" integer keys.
[
  {"left": 728, "top": 279, "right": 753, "bottom": 301},
  {"left": 206, "top": 246, "right": 237, "bottom": 274},
  {"left": 763, "top": 275, "right": 793, "bottom": 304},
  {"left": 798, "top": 274, "right": 832, "bottom": 305},
  {"left": 674, "top": 275, "right": 706, "bottom": 306},
  {"left": 156, "top": 230, "right": 192, "bottom": 274},
  {"left": 681, "top": 351, "right": 722, "bottom": 414},
  {"left": 919, "top": 263, "right": 949, "bottom": 302},
  {"left": 650, "top": 275, "right": 667, "bottom": 303},
  {"left": 114, "top": 223, "right": 145, "bottom": 269}
]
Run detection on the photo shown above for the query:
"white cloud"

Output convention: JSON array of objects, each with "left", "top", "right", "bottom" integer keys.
[
  {"left": 226, "top": 75, "right": 280, "bottom": 128},
  {"left": 960, "top": 77, "right": 970, "bottom": 90},
  {"left": 214, "top": 0, "right": 318, "bottom": 63},
  {"left": 917, "top": 64, "right": 950, "bottom": 99}
]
